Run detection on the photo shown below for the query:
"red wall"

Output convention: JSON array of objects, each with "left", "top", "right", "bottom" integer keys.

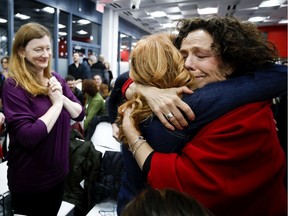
[{"left": 258, "top": 25, "right": 287, "bottom": 58}]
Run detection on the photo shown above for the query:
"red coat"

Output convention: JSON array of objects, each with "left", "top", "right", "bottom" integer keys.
[{"left": 148, "top": 101, "right": 287, "bottom": 216}]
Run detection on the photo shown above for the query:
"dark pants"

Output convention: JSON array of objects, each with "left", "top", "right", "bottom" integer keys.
[{"left": 11, "top": 180, "right": 65, "bottom": 216}]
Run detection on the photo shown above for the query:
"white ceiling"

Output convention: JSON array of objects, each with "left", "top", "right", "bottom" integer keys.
[{"left": 98, "top": 0, "right": 288, "bottom": 33}]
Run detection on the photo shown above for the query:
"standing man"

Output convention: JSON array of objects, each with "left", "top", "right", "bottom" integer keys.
[{"left": 68, "top": 52, "right": 89, "bottom": 84}]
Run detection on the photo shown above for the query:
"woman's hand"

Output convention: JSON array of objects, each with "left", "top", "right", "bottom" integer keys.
[
  {"left": 122, "top": 106, "right": 154, "bottom": 170},
  {"left": 48, "top": 77, "right": 63, "bottom": 106},
  {"left": 122, "top": 106, "right": 141, "bottom": 141},
  {"left": 136, "top": 85, "right": 195, "bottom": 130}
]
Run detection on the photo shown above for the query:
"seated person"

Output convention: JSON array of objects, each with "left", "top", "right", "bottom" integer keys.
[
  {"left": 93, "top": 74, "right": 110, "bottom": 99},
  {"left": 65, "top": 75, "right": 85, "bottom": 106},
  {"left": 82, "top": 79, "right": 106, "bottom": 134}
]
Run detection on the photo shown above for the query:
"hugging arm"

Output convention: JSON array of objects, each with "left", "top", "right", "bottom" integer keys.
[
  {"left": 124, "top": 64, "right": 287, "bottom": 169},
  {"left": 184, "top": 64, "right": 287, "bottom": 130},
  {"left": 136, "top": 64, "right": 287, "bottom": 131}
]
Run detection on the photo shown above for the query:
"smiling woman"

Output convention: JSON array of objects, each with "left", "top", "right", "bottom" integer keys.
[
  {"left": 21, "top": 35, "right": 52, "bottom": 76},
  {"left": 2, "top": 22, "right": 84, "bottom": 216}
]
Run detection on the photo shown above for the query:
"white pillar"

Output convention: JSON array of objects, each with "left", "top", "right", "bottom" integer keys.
[{"left": 101, "top": 7, "right": 119, "bottom": 79}]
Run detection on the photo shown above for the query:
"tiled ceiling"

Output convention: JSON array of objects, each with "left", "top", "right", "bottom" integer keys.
[{"left": 100, "top": 0, "right": 288, "bottom": 33}]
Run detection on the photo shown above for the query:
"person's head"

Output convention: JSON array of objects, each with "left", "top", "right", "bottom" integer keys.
[
  {"left": 93, "top": 74, "right": 102, "bottom": 87},
  {"left": 82, "top": 79, "right": 98, "bottom": 97},
  {"left": 118, "top": 32, "right": 196, "bottom": 145},
  {"left": 73, "top": 52, "right": 80, "bottom": 63},
  {"left": 130, "top": 32, "right": 195, "bottom": 89},
  {"left": 121, "top": 188, "right": 214, "bottom": 216},
  {"left": 104, "top": 61, "right": 110, "bottom": 69},
  {"left": 175, "top": 15, "right": 278, "bottom": 88},
  {"left": 98, "top": 54, "right": 105, "bottom": 62},
  {"left": 1, "top": 56, "right": 9, "bottom": 70},
  {"left": 89, "top": 55, "right": 97, "bottom": 65},
  {"left": 65, "top": 75, "right": 76, "bottom": 91},
  {"left": 10, "top": 22, "right": 53, "bottom": 95},
  {"left": 99, "top": 83, "right": 110, "bottom": 99}
]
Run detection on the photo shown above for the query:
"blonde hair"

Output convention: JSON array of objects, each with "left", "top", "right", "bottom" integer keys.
[
  {"left": 118, "top": 32, "right": 197, "bottom": 145},
  {"left": 9, "top": 22, "right": 52, "bottom": 96}
]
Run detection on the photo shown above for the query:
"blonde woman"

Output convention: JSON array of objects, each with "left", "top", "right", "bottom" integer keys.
[{"left": 2, "top": 23, "right": 84, "bottom": 215}]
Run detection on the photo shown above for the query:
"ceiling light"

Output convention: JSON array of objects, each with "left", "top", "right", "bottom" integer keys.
[
  {"left": 197, "top": 7, "right": 218, "bottom": 15},
  {"left": 42, "top": 7, "right": 55, "bottom": 14},
  {"left": 167, "top": 15, "right": 184, "bottom": 20},
  {"left": 59, "top": 32, "right": 67, "bottom": 36},
  {"left": 0, "top": 18, "right": 7, "bottom": 23},
  {"left": 149, "top": 11, "right": 167, "bottom": 18},
  {"left": 76, "top": 30, "right": 88, "bottom": 35},
  {"left": 14, "top": 13, "right": 30, "bottom": 20},
  {"left": 259, "top": 0, "right": 285, "bottom": 8},
  {"left": 279, "top": 19, "right": 288, "bottom": 23},
  {"left": 162, "top": 23, "right": 175, "bottom": 28},
  {"left": 58, "top": 24, "right": 66, "bottom": 29},
  {"left": 248, "top": 16, "right": 267, "bottom": 22},
  {"left": 77, "top": 19, "right": 91, "bottom": 25},
  {"left": 120, "top": 34, "right": 128, "bottom": 38}
]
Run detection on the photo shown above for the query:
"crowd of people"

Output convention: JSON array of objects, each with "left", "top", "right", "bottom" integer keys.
[
  {"left": 0, "top": 15, "right": 287, "bottom": 216},
  {"left": 66, "top": 52, "right": 114, "bottom": 139}
]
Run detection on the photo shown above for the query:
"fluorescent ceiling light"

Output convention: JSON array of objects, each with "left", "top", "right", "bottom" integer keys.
[
  {"left": 77, "top": 19, "right": 91, "bottom": 25},
  {"left": 150, "top": 11, "right": 167, "bottom": 18},
  {"left": 42, "top": 7, "right": 55, "bottom": 14},
  {"left": 76, "top": 30, "right": 88, "bottom": 35},
  {"left": 167, "top": 15, "right": 184, "bottom": 20},
  {"left": 259, "top": 0, "right": 284, "bottom": 7},
  {"left": 162, "top": 23, "right": 175, "bottom": 28},
  {"left": 197, "top": 7, "right": 218, "bottom": 15},
  {"left": 0, "top": 18, "right": 7, "bottom": 23},
  {"left": 248, "top": 16, "right": 267, "bottom": 22},
  {"left": 59, "top": 32, "right": 67, "bottom": 36},
  {"left": 58, "top": 24, "right": 66, "bottom": 29},
  {"left": 15, "top": 13, "right": 30, "bottom": 20},
  {"left": 279, "top": 19, "right": 288, "bottom": 23}
]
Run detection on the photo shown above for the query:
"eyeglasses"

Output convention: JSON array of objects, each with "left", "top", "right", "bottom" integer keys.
[{"left": 1, "top": 61, "right": 8, "bottom": 64}]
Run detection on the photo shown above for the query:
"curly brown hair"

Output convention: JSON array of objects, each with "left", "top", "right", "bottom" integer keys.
[{"left": 175, "top": 15, "right": 278, "bottom": 77}]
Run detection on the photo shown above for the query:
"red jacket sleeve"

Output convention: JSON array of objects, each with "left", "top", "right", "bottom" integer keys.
[
  {"left": 121, "top": 78, "right": 133, "bottom": 98},
  {"left": 148, "top": 101, "right": 286, "bottom": 216}
]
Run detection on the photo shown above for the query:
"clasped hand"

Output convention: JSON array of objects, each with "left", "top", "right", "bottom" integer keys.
[{"left": 48, "top": 76, "right": 63, "bottom": 105}]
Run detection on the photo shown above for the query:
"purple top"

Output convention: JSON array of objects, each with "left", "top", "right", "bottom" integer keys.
[{"left": 2, "top": 72, "right": 85, "bottom": 193}]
